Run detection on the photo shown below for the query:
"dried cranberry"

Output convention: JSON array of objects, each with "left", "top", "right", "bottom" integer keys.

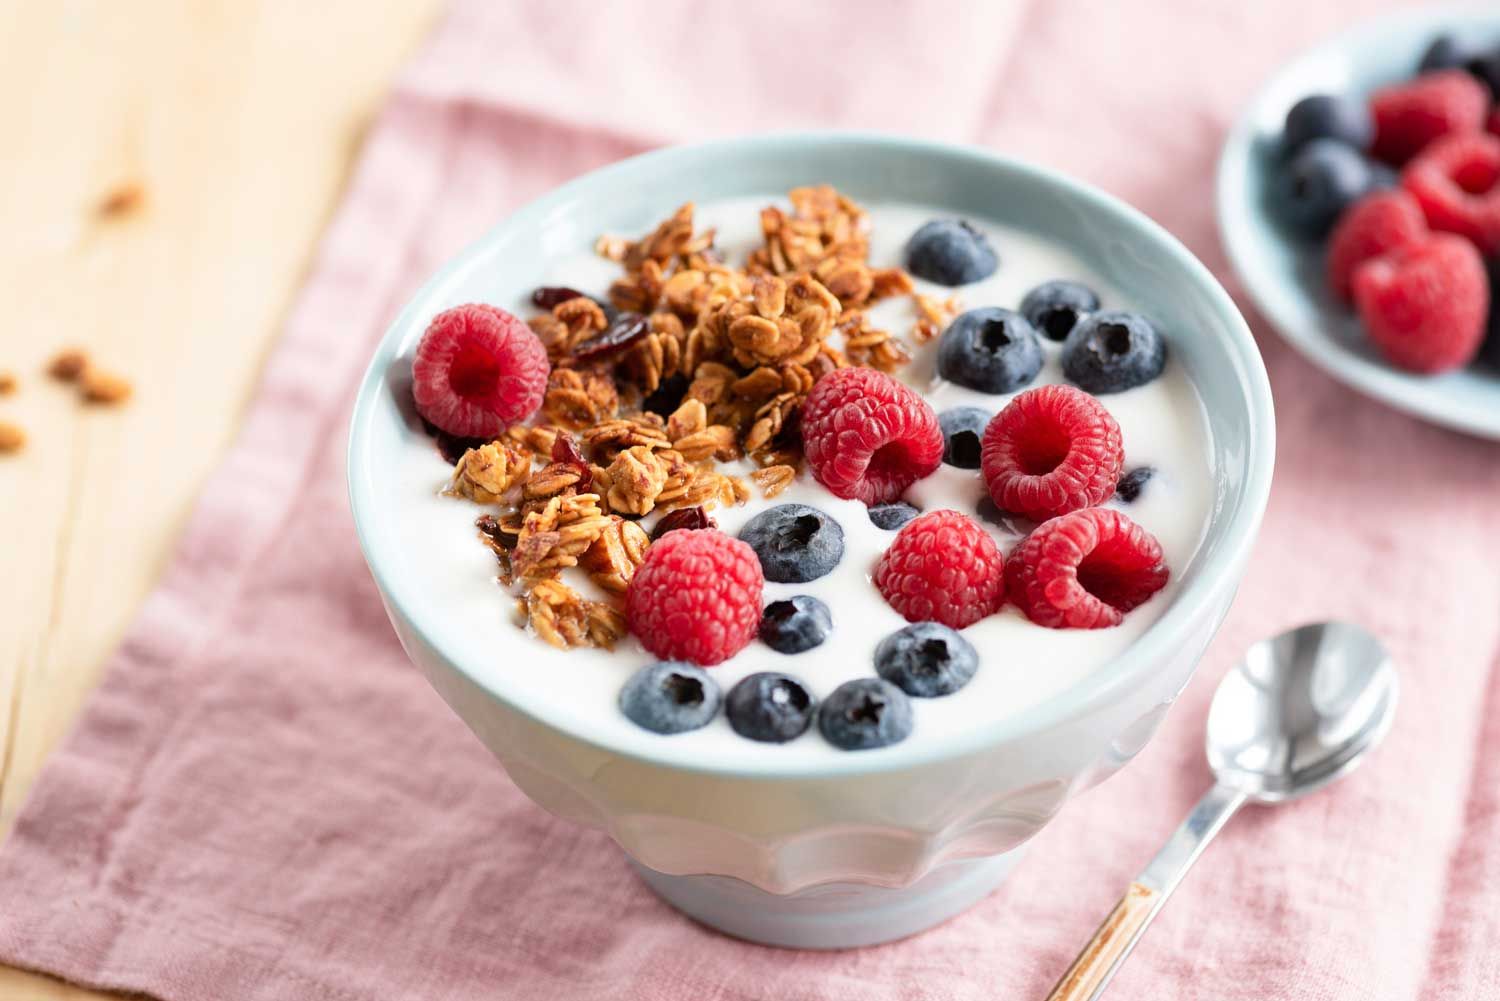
[
  {"left": 476, "top": 514, "right": 515, "bottom": 550},
  {"left": 531, "top": 286, "right": 588, "bottom": 309},
  {"left": 574, "top": 312, "right": 649, "bottom": 360},
  {"left": 422, "top": 418, "right": 490, "bottom": 466},
  {"left": 650, "top": 506, "right": 717, "bottom": 541},
  {"left": 550, "top": 432, "right": 593, "bottom": 490}
]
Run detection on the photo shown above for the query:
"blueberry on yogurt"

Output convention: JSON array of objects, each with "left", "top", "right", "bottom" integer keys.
[
  {"left": 938, "top": 407, "right": 991, "bottom": 469},
  {"left": 868, "top": 502, "right": 920, "bottom": 531},
  {"left": 1020, "top": 280, "right": 1100, "bottom": 342},
  {"left": 759, "top": 595, "right": 832, "bottom": 654},
  {"left": 874, "top": 622, "right": 979, "bottom": 698},
  {"left": 619, "top": 662, "right": 721, "bottom": 735},
  {"left": 904, "top": 219, "right": 998, "bottom": 286},
  {"left": 1115, "top": 466, "right": 1156, "bottom": 503},
  {"left": 738, "top": 504, "right": 844, "bottom": 583},
  {"left": 726, "top": 672, "right": 817, "bottom": 743},
  {"left": 1061, "top": 311, "right": 1167, "bottom": 394},
  {"left": 937, "top": 307, "right": 1043, "bottom": 394},
  {"left": 818, "top": 678, "right": 914, "bottom": 750}
]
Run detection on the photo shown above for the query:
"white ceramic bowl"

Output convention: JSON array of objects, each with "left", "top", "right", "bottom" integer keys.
[{"left": 348, "top": 134, "right": 1275, "bottom": 948}]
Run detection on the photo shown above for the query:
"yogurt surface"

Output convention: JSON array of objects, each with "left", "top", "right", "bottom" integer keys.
[{"left": 391, "top": 195, "right": 1215, "bottom": 763}]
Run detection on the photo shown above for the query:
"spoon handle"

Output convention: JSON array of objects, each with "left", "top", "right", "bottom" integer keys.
[{"left": 1043, "top": 782, "right": 1248, "bottom": 1001}]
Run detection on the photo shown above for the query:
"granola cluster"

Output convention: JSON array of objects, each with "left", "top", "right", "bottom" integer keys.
[{"left": 445, "top": 186, "right": 947, "bottom": 651}]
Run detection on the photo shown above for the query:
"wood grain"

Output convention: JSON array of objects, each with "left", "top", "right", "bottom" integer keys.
[{"left": 0, "top": 1, "right": 442, "bottom": 996}]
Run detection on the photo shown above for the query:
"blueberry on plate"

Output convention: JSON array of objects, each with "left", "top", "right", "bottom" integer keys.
[
  {"left": 619, "top": 662, "right": 721, "bottom": 735},
  {"left": 1115, "top": 466, "right": 1156, "bottom": 503},
  {"left": 1272, "top": 138, "right": 1378, "bottom": 237},
  {"left": 1281, "top": 94, "right": 1373, "bottom": 155},
  {"left": 738, "top": 503, "right": 845, "bottom": 583},
  {"left": 1020, "top": 280, "right": 1100, "bottom": 342},
  {"left": 874, "top": 622, "right": 978, "bottom": 698},
  {"left": 904, "top": 219, "right": 998, "bottom": 286},
  {"left": 759, "top": 595, "right": 833, "bottom": 654},
  {"left": 937, "top": 307, "right": 1043, "bottom": 394},
  {"left": 726, "top": 671, "right": 817, "bottom": 743},
  {"left": 938, "top": 407, "right": 991, "bottom": 469},
  {"left": 1061, "top": 311, "right": 1167, "bottom": 394},
  {"left": 868, "top": 501, "right": 920, "bottom": 531},
  {"left": 818, "top": 678, "right": 914, "bottom": 750}
]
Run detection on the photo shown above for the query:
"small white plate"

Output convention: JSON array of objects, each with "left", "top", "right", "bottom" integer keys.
[{"left": 1217, "top": 6, "right": 1500, "bottom": 439}]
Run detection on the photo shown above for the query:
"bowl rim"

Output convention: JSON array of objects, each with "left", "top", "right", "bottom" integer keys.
[
  {"left": 1215, "top": 4, "right": 1500, "bottom": 441},
  {"left": 348, "top": 131, "right": 1276, "bottom": 779}
]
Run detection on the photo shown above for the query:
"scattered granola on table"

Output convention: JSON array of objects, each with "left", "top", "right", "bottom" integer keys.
[{"left": 416, "top": 186, "right": 954, "bottom": 650}]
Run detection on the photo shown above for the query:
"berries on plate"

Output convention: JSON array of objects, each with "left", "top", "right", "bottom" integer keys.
[
  {"left": 1282, "top": 93, "right": 1373, "bottom": 155},
  {"left": 1273, "top": 138, "right": 1381, "bottom": 236},
  {"left": 1005, "top": 507, "right": 1169, "bottom": 630},
  {"left": 801, "top": 366, "right": 943, "bottom": 505},
  {"left": 873, "top": 510, "right": 1005, "bottom": 629},
  {"left": 1060, "top": 311, "right": 1167, "bottom": 394},
  {"left": 758, "top": 595, "right": 832, "bottom": 654},
  {"left": 938, "top": 406, "right": 991, "bottom": 469},
  {"left": 412, "top": 304, "right": 550, "bottom": 438},
  {"left": 625, "top": 529, "right": 763, "bottom": 666},
  {"left": 1370, "top": 69, "right": 1488, "bottom": 165},
  {"left": 1020, "top": 280, "right": 1100, "bottom": 342},
  {"left": 1115, "top": 466, "right": 1155, "bottom": 503},
  {"left": 937, "top": 307, "right": 1044, "bottom": 393},
  {"left": 868, "top": 501, "right": 920, "bottom": 531},
  {"left": 904, "top": 219, "right": 998, "bottom": 286},
  {"left": 618, "top": 662, "right": 721, "bottom": 734},
  {"left": 874, "top": 622, "right": 979, "bottom": 698},
  {"left": 980, "top": 384, "right": 1124, "bottom": 522},
  {"left": 1351, "top": 232, "right": 1489, "bottom": 374},
  {"left": 1401, "top": 132, "right": 1500, "bottom": 255},
  {"left": 737, "top": 503, "right": 845, "bottom": 583},
  {"left": 1325, "top": 189, "right": 1429, "bottom": 301},
  {"left": 725, "top": 672, "right": 816, "bottom": 743},
  {"left": 818, "top": 678, "right": 914, "bottom": 751}
]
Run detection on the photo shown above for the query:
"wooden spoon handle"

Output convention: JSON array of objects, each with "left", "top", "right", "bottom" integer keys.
[{"left": 1043, "top": 882, "right": 1158, "bottom": 1001}]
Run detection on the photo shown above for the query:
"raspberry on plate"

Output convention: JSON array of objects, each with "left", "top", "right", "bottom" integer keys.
[
  {"left": 412, "top": 304, "right": 550, "bottom": 438},
  {"left": 1005, "top": 507, "right": 1169, "bottom": 630},
  {"left": 1401, "top": 132, "right": 1500, "bottom": 255},
  {"left": 873, "top": 510, "right": 1005, "bottom": 629},
  {"left": 1325, "top": 190, "right": 1429, "bottom": 302},
  {"left": 800, "top": 366, "right": 943, "bottom": 505},
  {"left": 625, "top": 529, "right": 764, "bottom": 666},
  {"left": 1351, "top": 233, "right": 1489, "bottom": 374},
  {"left": 1369, "top": 69, "right": 1489, "bottom": 165},
  {"left": 980, "top": 384, "right": 1124, "bottom": 522}
]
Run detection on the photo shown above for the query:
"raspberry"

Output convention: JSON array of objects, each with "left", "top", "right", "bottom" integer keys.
[
  {"left": 1325, "top": 190, "right": 1428, "bottom": 302},
  {"left": 800, "top": 367, "right": 943, "bottom": 505},
  {"left": 411, "top": 304, "right": 550, "bottom": 438},
  {"left": 979, "top": 385, "right": 1123, "bottom": 523},
  {"left": 873, "top": 510, "right": 1004, "bottom": 629},
  {"left": 1351, "top": 233, "right": 1489, "bottom": 373},
  {"left": 625, "top": 529, "right": 763, "bottom": 666},
  {"left": 1005, "top": 508, "right": 1169, "bottom": 630},
  {"left": 1489, "top": 107, "right": 1500, "bottom": 138},
  {"left": 1401, "top": 132, "right": 1500, "bottom": 255},
  {"left": 1370, "top": 70, "right": 1489, "bottom": 165}
]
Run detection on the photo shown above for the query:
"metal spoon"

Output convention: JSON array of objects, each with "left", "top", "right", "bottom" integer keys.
[{"left": 1045, "top": 621, "right": 1398, "bottom": 1001}]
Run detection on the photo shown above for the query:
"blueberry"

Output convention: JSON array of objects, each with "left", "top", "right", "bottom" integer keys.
[
  {"left": 1419, "top": 34, "right": 1478, "bottom": 73},
  {"left": 873, "top": 622, "right": 978, "bottom": 698},
  {"left": 1020, "top": 280, "right": 1100, "bottom": 342},
  {"left": 1273, "top": 138, "right": 1378, "bottom": 236},
  {"left": 905, "top": 219, "right": 998, "bottom": 286},
  {"left": 1471, "top": 49, "right": 1500, "bottom": 96},
  {"left": 1115, "top": 466, "right": 1155, "bottom": 503},
  {"left": 759, "top": 595, "right": 832, "bottom": 654},
  {"left": 937, "top": 307, "right": 1043, "bottom": 394},
  {"left": 1282, "top": 94, "right": 1373, "bottom": 155},
  {"left": 738, "top": 503, "right": 844, "bottom": 583},
  {"left": 618, "top": 662, "right": 721, "bottom": 735},
  {"left": 938, "top": 407, "right": 991, "bottom": 469},
  {"left": 1481, "top": 258, "right": 1500, "bottom": 370},
  {"left": 1061, "top": 311, "right": 1167, "bottom": 394},
  {"left": 726, "top": 672, "right": 816, "bottom": 742},
  {"left": 868, "top": 502, "right": 919, "bottom": 531},
  {"left": 817, "top": 678, "right": 914, "bottom": 750}
]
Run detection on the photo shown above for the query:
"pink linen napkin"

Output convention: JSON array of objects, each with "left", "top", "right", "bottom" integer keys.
[{"left": 4, "top": 1, "right": 1500, "bottom": 999}]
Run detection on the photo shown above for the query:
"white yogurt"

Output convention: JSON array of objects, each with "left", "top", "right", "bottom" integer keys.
[{"left": 391, "top": 197, "right": 1214, "bottom": 762}]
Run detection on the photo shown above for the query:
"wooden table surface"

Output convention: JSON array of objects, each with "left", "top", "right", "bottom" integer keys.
[{"left": 0, "top": 2, "right": 443, "bottom": 996}]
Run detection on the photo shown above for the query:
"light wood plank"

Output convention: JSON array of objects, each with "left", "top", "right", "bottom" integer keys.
[{"left": 0, "top": 1, "right": 443, "bottom": 996}]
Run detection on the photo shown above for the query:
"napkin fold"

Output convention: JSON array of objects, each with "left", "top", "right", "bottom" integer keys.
[{"left": 4, "top": 1, "right": 1499, "bottom": 999}]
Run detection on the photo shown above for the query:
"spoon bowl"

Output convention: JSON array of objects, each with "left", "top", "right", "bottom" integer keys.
[{"left": 1207, "top": 621, "right": 1397, "bottom": 803}]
